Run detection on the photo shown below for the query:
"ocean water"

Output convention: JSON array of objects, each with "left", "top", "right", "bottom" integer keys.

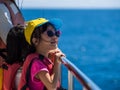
[{"left": 21, "top": 9, "right": 120, "bottom": 90}]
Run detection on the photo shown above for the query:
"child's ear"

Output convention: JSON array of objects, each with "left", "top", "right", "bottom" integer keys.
[{"left": 32, "top": 38, "right": 39, "bottom": 46}]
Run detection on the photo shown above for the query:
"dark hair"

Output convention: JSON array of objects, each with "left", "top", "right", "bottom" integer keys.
[
  {"left": 6, "top": 25, "right": 29, "bottom": 64},
  {"left": 5, "top": 22, "right": 55, "bottom": 64}
]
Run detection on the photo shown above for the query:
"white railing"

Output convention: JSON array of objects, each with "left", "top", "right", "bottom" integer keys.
[{"left": 60, "top": 57, "right": 101, "bottom": 90}]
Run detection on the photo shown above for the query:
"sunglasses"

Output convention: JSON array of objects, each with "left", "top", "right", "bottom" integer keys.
[{"left": 46, "top": 30, "right": 61, "bottom": 37}]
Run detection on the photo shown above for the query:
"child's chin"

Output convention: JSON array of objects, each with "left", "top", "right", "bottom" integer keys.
[{"left": 50, "top": 46, "right": 57, "bottom": 50}]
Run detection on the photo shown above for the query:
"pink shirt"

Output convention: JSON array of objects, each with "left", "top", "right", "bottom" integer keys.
[{"left": 28, "top": 57, "right": 53, "bottom": 90}]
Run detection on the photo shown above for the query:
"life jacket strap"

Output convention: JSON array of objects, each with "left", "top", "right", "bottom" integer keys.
[{"left": 0, "top": 48, "right": 7, "bottom": 60}]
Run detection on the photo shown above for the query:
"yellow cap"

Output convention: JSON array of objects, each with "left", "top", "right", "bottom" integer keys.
[{"left": 24, "top": 18, "right": 48, "bottom": 45}]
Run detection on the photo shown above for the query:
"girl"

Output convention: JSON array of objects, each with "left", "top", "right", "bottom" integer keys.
[
  {"left": 19, "top": 18, "right": 64, "bottom": 90},
  {"left": 3, "top": 25, "right": 28, "bottom": 90}
]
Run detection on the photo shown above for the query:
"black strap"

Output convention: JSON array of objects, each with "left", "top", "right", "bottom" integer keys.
[
  {"left": 21, "top": 57, "right": 39, "bottom": 90},
  {"left": 0, "top": 48, "right": 8, "bottom": 69},
  {"left": 26, "top": 57, "right": 38, "bottom": 84},
  {"left": 21, "top": 54, "right": 45, "bottom": 90},
  {"left": 0, "top": 48, "right": 7, "bottom": 60},
  {"left": 0, "top": 48, "right": 7, "bottom": 52},
  {"left": 21, "top": 54, "right": 54, "bottom": 90},
  {"left": 1, "top": 64, "right": 8, "bottom": 70}
]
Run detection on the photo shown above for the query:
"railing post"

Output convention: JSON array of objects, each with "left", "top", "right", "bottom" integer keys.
[{"left": 68, "top": 71, "right": 73, "bottom": 90}]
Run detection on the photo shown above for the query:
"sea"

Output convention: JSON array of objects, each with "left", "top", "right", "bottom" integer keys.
[{"left": 21, "top": 9, "right": 120, "bottom": 90}]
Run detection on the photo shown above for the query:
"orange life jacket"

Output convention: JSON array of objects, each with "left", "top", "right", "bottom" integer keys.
[
  {"left": 3, "top": 63, "right": 21, "bottom": 90},
  {"left": 0, "top": 37, "right": 22, "bottom": 90},
  {"left": 18, "top": 53, "right": 40, "bottom": 90},
  {"left": 18, "top": 53, "right": 57, "bottom": 90}
]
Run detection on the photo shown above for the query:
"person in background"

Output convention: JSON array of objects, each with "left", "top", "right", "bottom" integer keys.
[
  {"left": 5, "top": 25, "right": 29, "bottom": 90},
  {"left": 0, "top": 0, "right": 25, "bottom": 44},
  {"left": 18, "top": 18, "right": 65, "bottom": 90},
  {"left": 0, "top": 0, "right": 25, "bottom": 89}
]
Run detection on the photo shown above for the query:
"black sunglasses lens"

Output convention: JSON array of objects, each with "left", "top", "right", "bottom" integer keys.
[
  {"left": 47, "top": 31, "right": 54, "bottom": 37},
  {"left": 47, "top": 30, "right": 61, "bottom": 37},
  {"left": 55, "top": 31, "right": 60, "bottom": 37}
]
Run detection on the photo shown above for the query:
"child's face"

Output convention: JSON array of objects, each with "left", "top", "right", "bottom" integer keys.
[{"left": 36, "top": 25, "right": 60, "bottom": 52}]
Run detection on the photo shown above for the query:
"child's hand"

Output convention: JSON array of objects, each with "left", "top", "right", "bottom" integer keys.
[{"left": 48, "top": 48, "right": 65, "bottom": 63}]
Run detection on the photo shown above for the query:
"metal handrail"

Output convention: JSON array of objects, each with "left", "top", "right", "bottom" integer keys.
[{"left": 60, "top": 57, "right": 101, "bottom": 90}]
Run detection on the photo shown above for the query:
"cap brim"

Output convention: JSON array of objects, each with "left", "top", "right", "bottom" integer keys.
[{"left": 49, "top": 18, "right": 62, "bottom": 30}]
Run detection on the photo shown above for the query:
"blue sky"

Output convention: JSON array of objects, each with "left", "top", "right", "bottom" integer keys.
[{"left": 18, "top": 0, "right": 120, "bottom": 9}]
